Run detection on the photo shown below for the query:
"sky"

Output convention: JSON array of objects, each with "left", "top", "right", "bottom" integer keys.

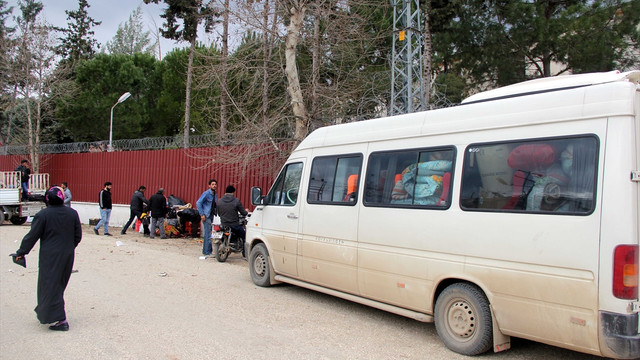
[{"left": 5, "top": 0, "right": 222, "bottom": 58}]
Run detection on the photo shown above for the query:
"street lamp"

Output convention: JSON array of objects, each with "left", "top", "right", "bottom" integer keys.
[{"left": 108, "top": 91, "right": 131, "bottom": 152}]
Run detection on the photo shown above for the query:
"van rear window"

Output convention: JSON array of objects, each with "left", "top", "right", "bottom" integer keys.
[
  {"left": 460, "top": 136, "right": 598, "bottom": 214},
  {"left": 364, "top": 148, "right": 455, "bottom": 208}
]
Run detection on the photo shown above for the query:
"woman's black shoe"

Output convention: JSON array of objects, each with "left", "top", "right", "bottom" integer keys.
[{"left": 49, "top": 322, "right": 69, "bottom": 331}]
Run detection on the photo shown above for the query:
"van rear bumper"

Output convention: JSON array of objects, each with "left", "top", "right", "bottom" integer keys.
[{"left": 599, "top": 311, "right": 639, "bottom": 359}]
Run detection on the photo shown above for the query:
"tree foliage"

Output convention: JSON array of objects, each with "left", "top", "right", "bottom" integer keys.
[
  {"left": 55, "top": 0, "right": 101, "bottom": 63},
  {"left": 2, "top": 0, "right": 639, "bottom": 155},
  {"left": 106, "top": 5, "right": 157, "bottom": 56},
  {"left": 143, "top": 0, "right": 219, "bottom": 148},
  {"left": 432, "top": 0, "right": 640, "bottom": 92},
  {"left": 56, "top": 53, "right": 162, "bottom": 142}
]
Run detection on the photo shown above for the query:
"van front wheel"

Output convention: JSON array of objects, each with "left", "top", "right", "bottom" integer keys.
[
  {"left": 249, "top": 243, "right": 271, "bottom": 287},
  {"left": 434, "top": 283, "right": 492, "bottom": 356}
]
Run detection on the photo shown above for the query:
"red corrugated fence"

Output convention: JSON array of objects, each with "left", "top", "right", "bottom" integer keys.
[{"left": 0, "top": 145, "right": 287, "bottom": 210}]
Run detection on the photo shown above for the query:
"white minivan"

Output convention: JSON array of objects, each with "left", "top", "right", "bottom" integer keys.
[{"left": 246, "top": 70, "right": 640, "bottom": 358}]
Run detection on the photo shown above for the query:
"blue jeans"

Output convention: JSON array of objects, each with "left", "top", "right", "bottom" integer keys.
[
  {"left": 95, "top": 208, "right": 111, "bottom": 234},
  {"left": 202, "top": 218, "right": 212, "bottom": 255},
  {"left": 21, "top": 182, "right": 28, "bottom": 200}
]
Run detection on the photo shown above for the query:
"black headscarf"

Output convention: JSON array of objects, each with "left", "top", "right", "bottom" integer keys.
[{"left": 45, "top": 187, "right": 64, "bottom": 206}]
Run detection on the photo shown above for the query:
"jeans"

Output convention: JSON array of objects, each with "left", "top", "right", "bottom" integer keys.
[
  {"left": 95, "top": 208, "right": 111, "bottom": 234},
  {"left": 202, "top": 218, "right": 212, "bottom": 255},
  {"left": 21, "top": 182, "right": 28, "bottom": 200},
  {"left": 149, "top": 217, "right": 165, "bottom": 238}
]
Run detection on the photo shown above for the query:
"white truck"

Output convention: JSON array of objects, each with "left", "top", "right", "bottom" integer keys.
[{"left": 0, "top": 171, "right": 49, "bottom": 225}]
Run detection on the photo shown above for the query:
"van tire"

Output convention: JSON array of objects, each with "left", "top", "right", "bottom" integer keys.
[
  {"left": 434, "top": 283, "right": 492, "bottom": 356},
  {"left": 250, "top": 243, "right": 271, "bottom": 287}
]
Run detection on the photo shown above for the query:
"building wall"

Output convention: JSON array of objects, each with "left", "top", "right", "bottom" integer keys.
[{"left": 0, "top": 146, "right": 282, "bottom": 211}]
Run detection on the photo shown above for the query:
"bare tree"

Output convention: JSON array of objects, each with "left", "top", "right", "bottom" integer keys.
[
  {"left": 219, "top": 0, "right": 229, "bottom": 140},
  {"left": 13, "top": 14, "right": 68, "bottom": 172}
]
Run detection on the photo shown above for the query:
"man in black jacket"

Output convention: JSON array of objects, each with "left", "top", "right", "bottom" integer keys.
[
  {"left": 149, "top": 188, "right": 168, "bottom": 239},
  {"left": 121, "top": 186, "right": 150, "bottom": 235},
  {"left": 15, "top": 159, "right": 31, "bottom": 201},
  {"left": 93, "top": 182, "right": 113, "bottom": 236},
  {"left": 217, "top": 185, "right": 248, "bottom": 256}
]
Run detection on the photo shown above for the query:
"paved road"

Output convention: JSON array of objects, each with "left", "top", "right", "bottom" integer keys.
[{"left": 0, "top": 224, "right": 605, "bottom": 360}]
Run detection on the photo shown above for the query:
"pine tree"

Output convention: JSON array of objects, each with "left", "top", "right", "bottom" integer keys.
[
  {"left": 106, "top": 5, "right": 157, "bottom": 56},
  {"left": 55, "top": 0, "right": 102, "bottom": 63}
]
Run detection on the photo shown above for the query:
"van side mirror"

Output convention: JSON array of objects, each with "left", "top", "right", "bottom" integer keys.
[{"left": 251, "top": 187, "right": 264, "bottom": 205}]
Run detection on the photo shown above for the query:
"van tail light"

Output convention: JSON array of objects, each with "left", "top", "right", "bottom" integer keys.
[{"left": 612, "top": 245, "right": 638, "bottom": 299}]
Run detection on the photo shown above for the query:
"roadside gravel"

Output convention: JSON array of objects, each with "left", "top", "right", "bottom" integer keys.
[{"left": 0, "top": 224, "right": 603, "bottom": 360}]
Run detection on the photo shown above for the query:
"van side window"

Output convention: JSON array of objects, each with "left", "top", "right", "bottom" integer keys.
[
  {"left": 307, "top": 155, "right": 363, "bottom": 204},
  {"left": 266, "top": 162, "right": 303, "bottom": 206},
  {"left": 460, "top": 136, "right": 598, "bottom": 214},
  {"left": 364, "top": 148, "right": 455, "bottom": 208}
]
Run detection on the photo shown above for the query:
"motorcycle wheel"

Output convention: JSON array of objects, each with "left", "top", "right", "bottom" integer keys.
[{"left": 214, "top": 235, "right": 230, "bottom": 263}]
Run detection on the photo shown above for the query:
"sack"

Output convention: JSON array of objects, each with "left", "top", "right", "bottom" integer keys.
[
  {"left": 167, "top": 195, "right": 186, "bottom": 207},
  {"left": 507, "top": 144, "right": 555, "bottom": 171},
  {"left": 212, "top": 215, "right": 221, "bottom": 226}
]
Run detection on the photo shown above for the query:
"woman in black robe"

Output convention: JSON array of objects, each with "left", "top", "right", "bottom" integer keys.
[{"left": 13, "top": 187, "right": 82, "bottom": 331}]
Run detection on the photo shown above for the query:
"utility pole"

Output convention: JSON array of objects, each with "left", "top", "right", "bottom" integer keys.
[{"left": 390, "top": 0, "right": 425, "bottom": 115}]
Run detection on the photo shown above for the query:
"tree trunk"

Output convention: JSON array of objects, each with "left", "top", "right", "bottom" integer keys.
[
  {"left": 261, "top": 0, "right": 270, "bottom": 127},
  {"left": 311, "top": 4, "right": 320, "bottom": 124},
  {"left": 284, "top": 2, "right": 308, "bottom": 142},
  {"left": 220, "top": 0, "right": 229, "bottom": 141},
  {"left": 184, "top": 37, "right": 196, "bottom": 149}
]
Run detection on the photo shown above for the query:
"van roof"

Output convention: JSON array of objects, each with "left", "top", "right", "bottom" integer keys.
[
  {"left": 462, "top": 70, "right": 640, "bottom": 104},
  {"left": 296, "top": 70, "right": 639, "bottom": 152}
]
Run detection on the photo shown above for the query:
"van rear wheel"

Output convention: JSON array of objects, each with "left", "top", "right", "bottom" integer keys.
[
  {"left": 434, "top": 283, "right": 492, "bottom": 356},
  {"left": 249, "top": 243, "right": 271, "bottom": 287}
]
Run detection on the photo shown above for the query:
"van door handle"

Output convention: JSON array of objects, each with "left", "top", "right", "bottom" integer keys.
[{"left": 287, "top": 213, "right": 298, "bottom": 219}]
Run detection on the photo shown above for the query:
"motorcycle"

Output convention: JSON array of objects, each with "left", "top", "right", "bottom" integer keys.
[{"left": 213, "top": 215, "right": 248, "bottom": 262}]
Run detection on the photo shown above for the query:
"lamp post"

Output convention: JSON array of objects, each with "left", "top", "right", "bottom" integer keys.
[{"left": 108, "top": 91, "right": 131, "bottom": 152}]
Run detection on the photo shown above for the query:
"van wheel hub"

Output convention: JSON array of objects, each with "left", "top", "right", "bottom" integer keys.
[
  {"left": 252, "top": 253, "right": 266, "bottom": 277},
  {"left": 447, "top": 301, "right": 476, "bottom": 338}
]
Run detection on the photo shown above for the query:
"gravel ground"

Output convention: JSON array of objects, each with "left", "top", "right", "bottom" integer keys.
[{"left": 0, "top": 223, "right": 605, "bottom": 360}]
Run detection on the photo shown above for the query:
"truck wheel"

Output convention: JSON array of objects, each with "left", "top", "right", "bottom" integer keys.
[
  {"left": 249, "top": 243, "right": 271, "bottom": 287},
  {"left": 9, "top": 216, "right": 27, "bottom": 225},
  {"left": 434, "top": 283, "right": 493, "bottom": 356}
]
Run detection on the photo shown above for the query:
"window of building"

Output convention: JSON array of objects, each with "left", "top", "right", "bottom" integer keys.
[{"left": 460, "top": 136, "right": 598, "bottom": 214}]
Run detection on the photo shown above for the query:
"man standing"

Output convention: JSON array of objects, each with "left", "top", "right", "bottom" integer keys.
[
  {"left": 217, "top": 185, "right": 249, "bottom": 257},
  {"left": 11, "top": 187, "right": 82, "bottom": 331},
  {"left": 94, "top": 182, "right": 113, "bottom": 236},
  {"left": 121, "top": 186, "right": 150, "bottom": 235},
  {"left": 196, "top": 179, "right": 217, "bottom": 257},
  {"left": 149, "top": 188, "right": 168, "bottom": 239},
  {"left": 61, "top": 182, "right": 72, "bottom": 207},
  {"left": 15, "top": 159, "right": 31, "bottom": 201}
]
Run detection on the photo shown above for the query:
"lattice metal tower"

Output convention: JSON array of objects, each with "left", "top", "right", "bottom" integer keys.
[{"left": 390, "top": 0, "right": 425, "bottom": 115}]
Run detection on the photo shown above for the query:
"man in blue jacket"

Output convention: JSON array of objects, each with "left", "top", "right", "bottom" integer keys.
[{"left": 196, "top": 179, "right": 217, "bottom": 257}]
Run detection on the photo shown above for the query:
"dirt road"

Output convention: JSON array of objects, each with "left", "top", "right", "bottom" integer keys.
[{"left": 0, "top": 224, "right": 602, "bottom": 360}]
